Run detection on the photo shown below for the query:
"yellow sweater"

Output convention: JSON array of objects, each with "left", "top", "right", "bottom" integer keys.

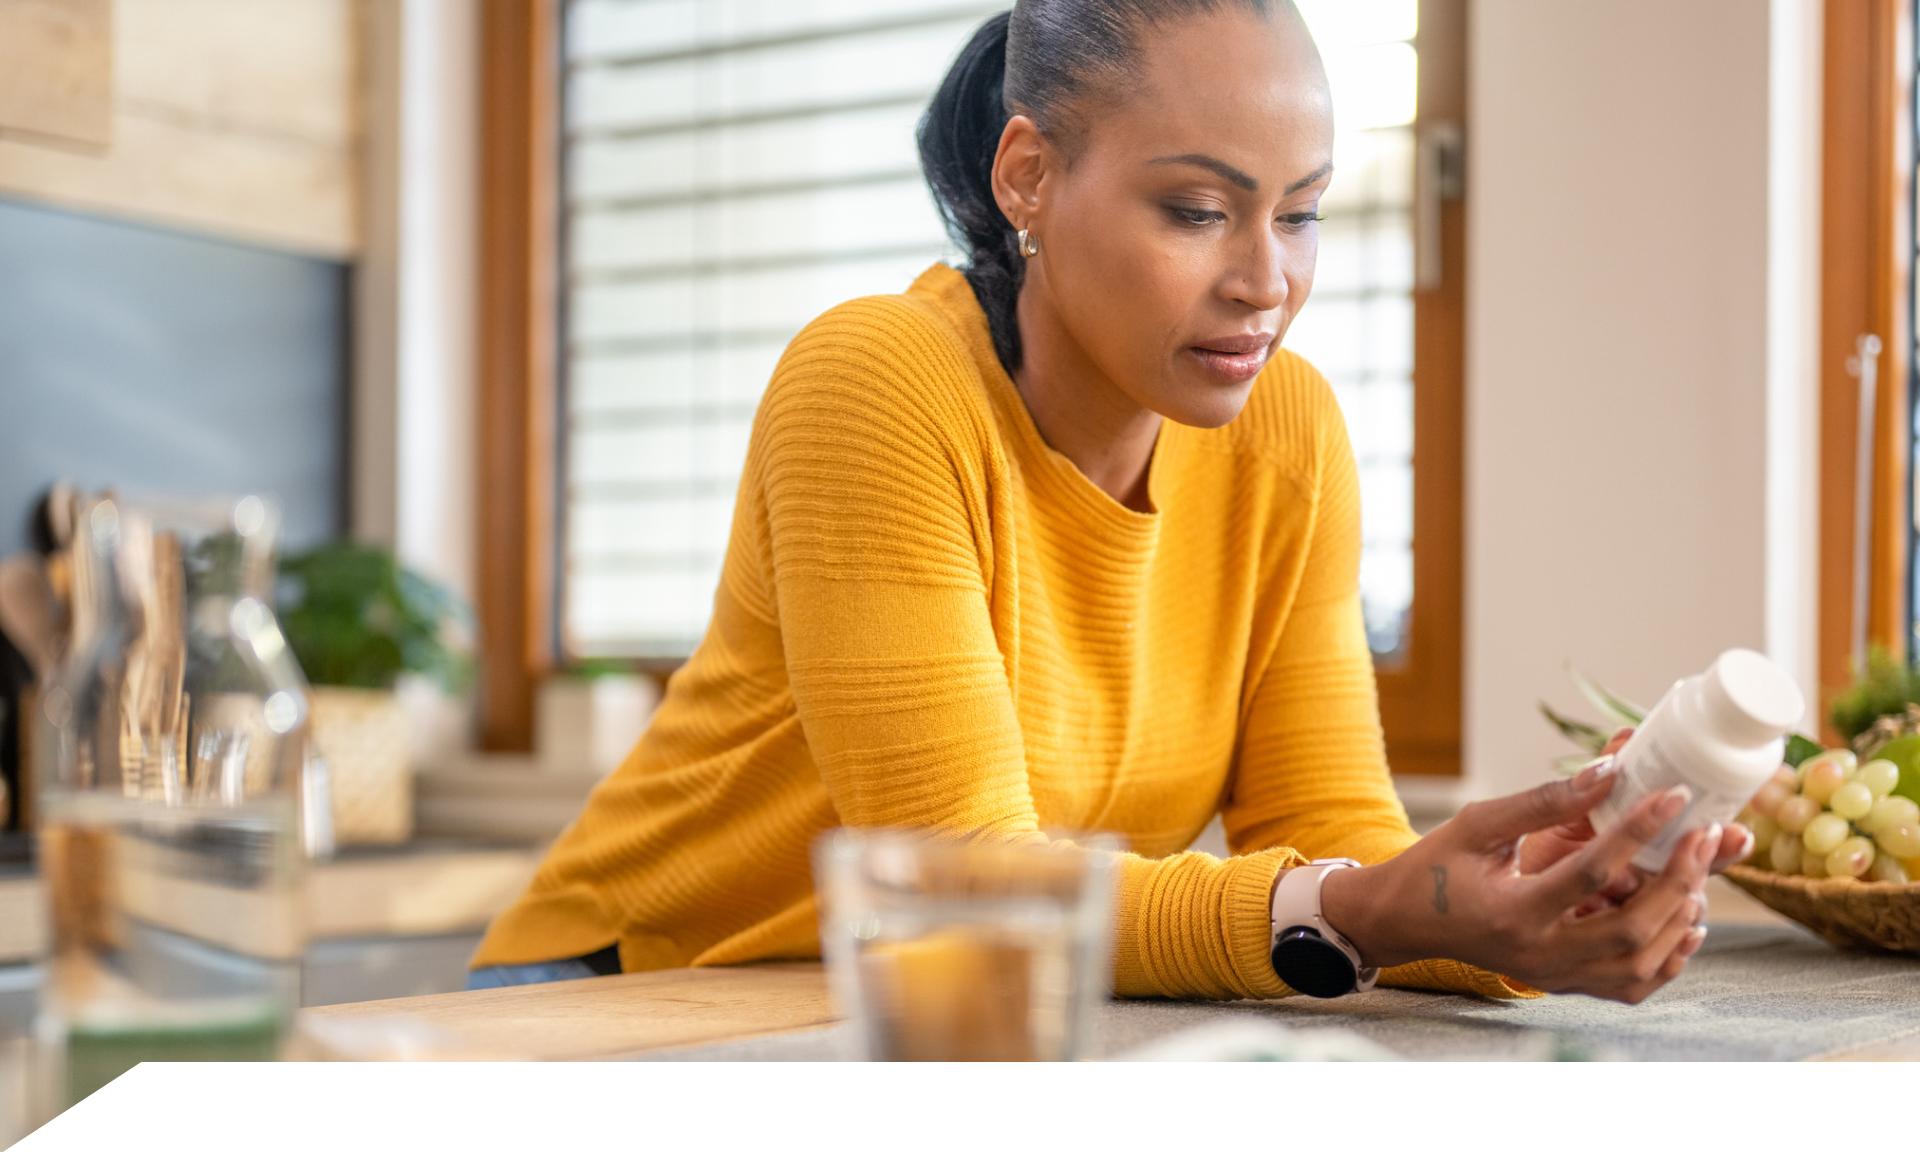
[{"left": 476, "top": 262, "right": 1527, "bottom": 1000}]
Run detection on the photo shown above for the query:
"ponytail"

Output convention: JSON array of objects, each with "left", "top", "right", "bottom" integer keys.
[
  {"left": 918, "top": 2, "right": 1281, "bottom": 375},
  {"left": 918, "top": 12, "right": 1026, "bottom": 373}
]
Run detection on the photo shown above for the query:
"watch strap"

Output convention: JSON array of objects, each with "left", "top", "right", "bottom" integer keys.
[{"left": 1269, "top": 858, "right": 1379, "bottom": 994}]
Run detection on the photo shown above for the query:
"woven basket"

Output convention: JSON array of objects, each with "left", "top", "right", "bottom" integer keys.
[
  {"left": 308, "top": 687, "right": 412, "bottom": 846},
  {"left": 1723, "top": 864, "right": 1920, "bottom": 953}
]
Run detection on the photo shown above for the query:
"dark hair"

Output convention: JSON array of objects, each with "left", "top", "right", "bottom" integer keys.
[{"left": 917, "top": 2, "right": 1280, "bottom": 372}]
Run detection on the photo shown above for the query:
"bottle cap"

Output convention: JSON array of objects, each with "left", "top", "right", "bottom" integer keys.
[{"left": 1700, "top": 648, "right": 1804, "bottom": 746}]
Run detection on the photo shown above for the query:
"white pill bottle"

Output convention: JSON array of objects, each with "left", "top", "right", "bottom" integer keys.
[{"left": 1589, "top": 648, "right": 1806, "bottom": 870}]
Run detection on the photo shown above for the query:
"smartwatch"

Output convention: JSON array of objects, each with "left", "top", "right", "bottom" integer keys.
[{"left": 1268, "top": 858, "right": 1380, "bottom": 998}]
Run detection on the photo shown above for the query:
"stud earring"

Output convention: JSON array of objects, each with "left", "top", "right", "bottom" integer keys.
[{"left": 1017, "top": 227, "right": 1040, "bottom": 258}]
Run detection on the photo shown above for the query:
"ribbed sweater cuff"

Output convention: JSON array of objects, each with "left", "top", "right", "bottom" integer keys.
[
  {"left": 1222, "top": 849, "right": 1300, "bottom": 999},
  {"left": 1112, "top": 847, "right": 1307, "bottom": 1000}
]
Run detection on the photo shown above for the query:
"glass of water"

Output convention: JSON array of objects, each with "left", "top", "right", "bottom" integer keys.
[
  {"left": 815, "top": 830, "right": 1118, "bottom": 1061},
  {"left": 31, "top": 495, "right": 313, "bottom": 1110}
]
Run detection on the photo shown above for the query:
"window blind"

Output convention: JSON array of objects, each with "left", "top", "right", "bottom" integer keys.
[{"left": 560, "top": 0, "right": 1422, "bottom": 660}]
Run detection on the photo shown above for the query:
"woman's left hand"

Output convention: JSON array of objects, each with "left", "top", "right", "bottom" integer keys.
[{"left": 1517, "top": 727, "right": 1754, "bottom": 912}]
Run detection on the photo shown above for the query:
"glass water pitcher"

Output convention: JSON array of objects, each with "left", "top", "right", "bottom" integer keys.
[{"left": 32, "top": 494, "right": 324, "bottom": 1109}]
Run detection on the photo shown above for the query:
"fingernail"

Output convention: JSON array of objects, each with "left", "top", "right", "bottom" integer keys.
[
  {"left": 1574, "top": 756, "right": 1617, "bottom": 789},
  {"left": 1657, "top": 785, "right": 1692, "bottom": 819},
  {"left": 1689, "top": 891, "right": 1707, "bottom": 923},
  {"left": 1730, "top": 825, "right": 1755, "bottom": 860},
  {"left": 1695, "top": 823, "right": 1722, "bottom": 866},
  {"left": 1686, "top": 925, "right": 1708, "bottom": 951}
]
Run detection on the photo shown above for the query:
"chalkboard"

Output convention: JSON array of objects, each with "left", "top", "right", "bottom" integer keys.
[{"left": 0, "top": 197, "right": 348, "bottom": 557}]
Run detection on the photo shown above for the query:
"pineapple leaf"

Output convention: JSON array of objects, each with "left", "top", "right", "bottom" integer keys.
[
  {"left": 1538, "top": 700, "right": 1611, "bottom": 754},
  {"left": 1567, "top": 664, "right": 1646, "bottom": 729}
]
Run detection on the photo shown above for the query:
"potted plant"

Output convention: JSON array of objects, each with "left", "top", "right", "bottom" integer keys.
[
  {"left": 276, "top": 543, "right": 472, "bottom": 845},
  {"left": 537, "top": 656, "right": 660, "bottom": 775}
]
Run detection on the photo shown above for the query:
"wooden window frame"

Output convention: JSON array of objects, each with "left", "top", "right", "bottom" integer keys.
[
  {"left": 1818, "top": 0, "right": 1914, "bottom": 745},
  {"left": 1375, "top": 0, "right": 1467, "bottom": 777},
  {"left": 476, "top": 0, "right": 561, "bottom": 752},
  {"left": 475, "top": 0, "right": 1471, "bottom": 775}
]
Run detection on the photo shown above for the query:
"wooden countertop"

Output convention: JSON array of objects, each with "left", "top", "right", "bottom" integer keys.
[
  {"left": 301, "top": 886, "right": 1920, "bottom": 1062},
  {"left": 302, "top": 962, "right": 835, "bottom": 1060},
  {"left": 301, "top": 948, "right": 1920, "bottom": 1062}
]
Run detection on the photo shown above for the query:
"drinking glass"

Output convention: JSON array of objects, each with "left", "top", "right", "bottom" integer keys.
[{"left": 815, "top": 830, "right": 1117, "bottom": 1061}]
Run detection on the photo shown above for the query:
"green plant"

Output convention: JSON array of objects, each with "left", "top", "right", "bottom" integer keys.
[
  {"left": 1827, "top": 646, "right": 1920, "bottom": 744},
  {"left": 567, "top": 656, "right": 639, "bottom": 680},
  {"left": 1538, "top": 664, "right": 1648, "bottom": 774},
  {"left": 1539, "top": 663, "right": 1824, "bottom": 773},
  {"left": 275, "top": 543, "right": 473, "bottom": 693}
]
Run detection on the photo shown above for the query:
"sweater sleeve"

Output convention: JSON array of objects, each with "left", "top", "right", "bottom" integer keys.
[
  {"left": 1221, "top": 377, "right": 1537, "bottom": 999},
  {"left": 754, "top": 300, "right": 1296, "bottom": 1000}
]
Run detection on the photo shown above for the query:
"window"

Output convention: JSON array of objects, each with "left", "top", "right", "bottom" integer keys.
[
  {"left": 520, "top": 0, "right": 1465, "bottom": 770},
  {"left": 559, "top": 1, "right": 992, "bottom": 658},
  {"left": 1279, "top": 0, "right": 1422, "bottom": 660}
]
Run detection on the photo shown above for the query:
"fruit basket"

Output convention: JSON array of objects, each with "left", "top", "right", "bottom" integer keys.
[
  {"left": 1722, "top": 865, "right": 1920, "bottom": 953},
  {"left": 1542, "top": 663, "right": 1920, "bottom": 955}
]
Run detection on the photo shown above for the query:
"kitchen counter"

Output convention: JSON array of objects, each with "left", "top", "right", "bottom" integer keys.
[
  {"left": 0, "top": 839, "right": 541, "bottom": 966},
  {"left": 302, "top": 911, "right": 1920, "bottom": 1062}
]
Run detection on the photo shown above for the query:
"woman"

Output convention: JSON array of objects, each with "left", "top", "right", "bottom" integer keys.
[{"left": 472, "top": 0, "right": 1749, "bottom": 1003}]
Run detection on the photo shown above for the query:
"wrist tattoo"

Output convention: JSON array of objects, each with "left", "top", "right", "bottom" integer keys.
[{"left": 1430, "top": 865, "right": 1449, "bottom": 915}]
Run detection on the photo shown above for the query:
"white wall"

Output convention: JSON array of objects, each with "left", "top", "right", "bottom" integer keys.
[
  {"left": 1462, "top": 0, "right": 1822, "bottom": 800},
  {"left": 352, "top": 0, "right": 480, "bottom": 757},
  {"left": 352, "top": 0, "right": 478, "bottom": 605}
]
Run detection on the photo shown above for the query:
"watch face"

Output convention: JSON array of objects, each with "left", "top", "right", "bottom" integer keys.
[{"left": 1270, "top": 928, "right": 1358, "bottom": 999}]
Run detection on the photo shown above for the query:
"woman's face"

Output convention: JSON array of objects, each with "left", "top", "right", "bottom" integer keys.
[{"left": 1005, "top": 7, "right": 1334, "bottom": 429}]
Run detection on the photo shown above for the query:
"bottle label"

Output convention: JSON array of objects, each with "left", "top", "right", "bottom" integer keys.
[{"left": 1600, "top": 738, "right": 1710, "bottom": 871}]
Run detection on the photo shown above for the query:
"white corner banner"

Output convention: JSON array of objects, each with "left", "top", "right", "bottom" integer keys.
[{"left": 10, "top": 1059, "right": 1893, "bottom": 1150}]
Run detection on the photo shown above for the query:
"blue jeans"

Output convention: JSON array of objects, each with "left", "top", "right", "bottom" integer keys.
[{"left": 466, "top": 944, "right": 621, "bottom": 991}]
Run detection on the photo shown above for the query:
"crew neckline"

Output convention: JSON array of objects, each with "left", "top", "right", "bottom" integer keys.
[{"left": 909, "top": 262, "right": 1170, "bottom": 536}]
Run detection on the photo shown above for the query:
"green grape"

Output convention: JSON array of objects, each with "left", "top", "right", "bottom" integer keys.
[
  {"left": 1830, "top": 781, "right": 1874, "bottom": 822},
  {"left": 1863, "top": 796, "right": 1920, "bottom": 836},
  {"left": 1868, "top": 854, "right": 1912, "bottom": 883},
  {"left": 1750, "top": 781, "right": 1792, "bottom": 817},
  {"left": 1776, "top": 795, "right": 1821, "bottom": 834},
  {"left": 1858, "top": 759, "right": 1901, "bottom": 800},
  {"left": 1802, "top": 757, "right": 1851, "bottom": 805},
  {"left": 1772, "top": 764, "right": 1799, "bottom": 791},
  {"left": 1802, "top": 812, "right": 1850, "bottom": 856},
  {"left": 1770, "top": 835, "right": 1804, "bottom": 874},
  {"left": 1744, "top": 812, "right": 1778, "bottom": 855},
  {"left": 1789, "top": 748, "right": 1850, "bottom": 783},
  {"left": 1825, "top": 836, "right": 1875, "bottom": 879},
  {"left": 1802, "top": 847, "right": 1832, "bottom": 877},
  {"left": 1799, "top": 748, "right": 1857, "bottom": 781},
  {"left": 1873, "top": 821, "right": 1920, "bottom": 861}
]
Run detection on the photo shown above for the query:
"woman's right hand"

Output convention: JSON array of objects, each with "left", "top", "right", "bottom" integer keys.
[{"left": 1320, "top": 761, "right": 1717, "bottom": 1004}]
